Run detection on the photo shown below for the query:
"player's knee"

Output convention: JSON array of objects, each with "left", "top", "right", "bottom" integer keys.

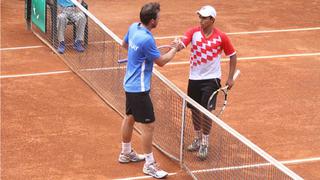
[
  {"left": 57, "top": 14, "right": 67, "bottom": 20},
  {"left": 144, "top": 123, "right": 155, "bottom": 132},
  {"left": 126, "top": 115, "right": 135, "bottom": 125},
  {"left": 77, "top": 12, "right": 86, "bottom": 22}
]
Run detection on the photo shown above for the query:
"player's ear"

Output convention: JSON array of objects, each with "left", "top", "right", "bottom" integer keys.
[{"left": 150, "top": 18, "right": 156, "bottom": 25}]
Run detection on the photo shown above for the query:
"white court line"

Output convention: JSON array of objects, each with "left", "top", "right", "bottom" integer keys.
[
  {"left": 0, "top": 41, "right": 115, "bottom": 52},
  {"left": 192, "top": 156, "right": 320, "bottom": 174},
  {"left": 281, "top": 157, "right": 320, "bottom": 165},
  {"left": 167, "top": 52, "right": 320, "bottom": 65},
  {"left": 1, "top": 27, "right": 320, "bottom": 51},
  {"left": 227, "top": 27, "right": 320, "bottom": 35},
  {"left": 0, "top": 45, "right": 44, "bottom": 51},
  {"left": 113, "top": 156, "right": 320, "bottom": 180},
  {"left": 113, "top": 172, "right": 177, "bottom": 180},
  {"left": 154, "top": 27, "right": 320, "bottom": 39},
  {"left": 0, "top": 66, "right": 125, "bottom": 79},
  {"left": 0, "top": 70, "right": 71, "bottom": 79},
  {"left": 0, "top": 41, "right": 113, "bottom": 51},
  {"left": 2, "top": 52, "right": 319, "bottom": 79}
]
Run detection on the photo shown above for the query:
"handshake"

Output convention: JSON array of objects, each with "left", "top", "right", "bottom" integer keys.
[{"left": 170, "top": 36, "right": 186, "bottom": 52}]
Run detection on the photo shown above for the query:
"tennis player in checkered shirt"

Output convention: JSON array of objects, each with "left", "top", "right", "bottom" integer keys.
[{"left": 177, "top": 5, "right": 237, "bottom": 160}]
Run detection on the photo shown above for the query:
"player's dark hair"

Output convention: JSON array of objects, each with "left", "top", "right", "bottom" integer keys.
[{"left": 140, "top": 2, "right": 160, "bottom": 25}]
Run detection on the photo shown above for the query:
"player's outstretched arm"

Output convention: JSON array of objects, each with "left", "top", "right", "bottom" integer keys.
[
  {"left": 154, "top": 47, "right": 178, "bottom": 67},
  {"left": 154, "top": 40, "right": 180, "bottom": 67}
]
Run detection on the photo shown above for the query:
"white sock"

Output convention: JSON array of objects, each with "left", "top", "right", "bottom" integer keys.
[
  {"left": 145, "top": 152, "right": 155, "bottom": 165},
  {"left": 195, "top": 130, "right": 201, "bottom": 139},
  {"left": 202, "top": 134, "right": 209, "bottom": 146},
  {"left": 121, "top": 142, "right": 131, "bottom": 154}
]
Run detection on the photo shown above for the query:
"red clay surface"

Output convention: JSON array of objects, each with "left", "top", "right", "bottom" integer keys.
[{"left": 2, "top": 0, "right": 320, "bottom": 179}]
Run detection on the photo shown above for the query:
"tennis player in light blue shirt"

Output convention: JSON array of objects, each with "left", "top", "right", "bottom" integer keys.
[
  {"left": 123, "top": 22, "right": 161, "bottom": 92},
  {"left": 120, "top": 2, "right": 179, "bottom": 179}
]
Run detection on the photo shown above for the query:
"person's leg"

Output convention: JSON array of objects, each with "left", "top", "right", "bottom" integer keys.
[
  {"left": 73, "top": 11, "right": 86, "bottom": 42},
  {"left": 118, "top": 93, "right": 144, "bottom": 163},
  {"left": 132, "top": 92, "right": 167, "bottom": 179},
  {"left": 191, "top": 109, "right": 202, "bottom": 132},
  {"left": 69, "top": 10, "right": 86, "bottom": 52},
  {"left": 121, "top": 115, "right": 135, "bottom": 150},
  {"left": 186, "top": 109, "right": 202, "bottom": 151},
  {"left": 188, "top": 80, "right": 202, "bottom": 131},
  {"left": 201, "top": 78, "right": 220, "bottom": 138},
  {"left": 56, "top": 9, "right": 68, "bottom": 53},
  {"left": 187, "top": 80, "right": 202, "bottom": 151},
  {"left": 57, "top": 13, "right": 68, "bottom": 42},
  {"left": 140, "top": 122, "right": 154, "bottom": 162},
  {"left": 140, "top": 122, "right": 168, "bottom": 179},
  {"left": 134, "top": 92, "right": 155, "bottom": 157},
  {"left": 198, "top": 79, "right": 220, "bottom": 160}
]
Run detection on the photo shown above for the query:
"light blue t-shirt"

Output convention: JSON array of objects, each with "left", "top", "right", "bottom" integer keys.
[
  {"left": 123, "top": 23, "right": 161, "bottom": 92},
  {"left": 57, "top": 0, "right": 74, "bottom": 7}
]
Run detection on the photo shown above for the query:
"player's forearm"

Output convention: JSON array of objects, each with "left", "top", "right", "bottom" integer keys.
[
  {"left": 156, "top": 48, "right": 177, "bottom": 67},
  {"left": 228, "top": 54, "right": 237, "bottom": 80},
  {"left": 122, "top": 41, "right": 128, "bottom": 50}
]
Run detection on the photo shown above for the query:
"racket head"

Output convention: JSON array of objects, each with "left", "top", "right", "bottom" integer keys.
[
  {"left": 207, "top": 87, "right": 228, "bottom": 117},
  {"left": 157, "top": 45, "right": 173, "bottom": 55},
  {"left": 118, "top": 58, "right": 128, "bottom": 64},
  {"left": 117, "top": 45, "right": 172, "bottom": 64}
]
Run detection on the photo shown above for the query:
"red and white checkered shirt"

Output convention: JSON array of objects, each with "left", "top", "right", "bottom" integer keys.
[{"left": 182, "top": 26, "right": 236, "bottom": 80}]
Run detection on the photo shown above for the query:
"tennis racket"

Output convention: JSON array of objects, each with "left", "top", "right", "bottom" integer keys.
[
  {"left": 118, "top": 45, "right": 174, "bottom": 64},
  {"left": 207, "top": 69, "right": 241, "bottom": 117}
]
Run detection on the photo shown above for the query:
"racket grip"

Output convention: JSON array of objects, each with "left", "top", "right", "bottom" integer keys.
[
  {"left": 233, "top": 69, "right": 241, "bottom": 80},
  {"left": 118, "top": 59, "right": 128, "bottom": 64}
]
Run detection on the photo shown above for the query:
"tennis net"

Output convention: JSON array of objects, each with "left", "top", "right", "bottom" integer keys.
[{"left": 29, "top": 0, "right": 302, "bottom": 179}]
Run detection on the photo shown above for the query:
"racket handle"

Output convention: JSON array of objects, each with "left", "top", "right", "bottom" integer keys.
[
  {"left": 233, "top": 69, "right": 241, "bottom": 80},
  {"left": 118, "top": 59, "right": 128, "bottom": 64}
]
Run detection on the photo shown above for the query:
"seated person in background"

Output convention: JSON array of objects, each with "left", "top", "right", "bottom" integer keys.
[{"left": 57, "top": 0, "right": 86, "bottom": 54}]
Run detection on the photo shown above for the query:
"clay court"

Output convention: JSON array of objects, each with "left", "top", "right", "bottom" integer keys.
[{"left": 1, "top": 0, "right": 320, "bottom": 179}]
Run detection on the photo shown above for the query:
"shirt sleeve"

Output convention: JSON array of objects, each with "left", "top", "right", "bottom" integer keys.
[
  {"left": 143, "top": 37, "right": 161, "bottom": 61},
  {"left": 182, "top": 27, "right": 196, "bottom": 48},
  {"left": 123, "top": 31, "right": 129, "bottom": 44},
  {"left": 221, "top": 33, "right": 236, "bottom": 57}
]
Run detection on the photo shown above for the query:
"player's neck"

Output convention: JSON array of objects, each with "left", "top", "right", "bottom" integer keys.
[
  {"left": 140, "top": 22, "right": 154, "bottom": 31},
  {"left": 202, "top": 26, "right": 214, "bottom": 38}
]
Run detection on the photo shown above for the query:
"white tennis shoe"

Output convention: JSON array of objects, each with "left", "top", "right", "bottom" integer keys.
[
  {"left": 197, "top": 144, "right": 208, "bottom": 160},
  {"left": 143, "top": 162, "right": 168, "bottom": 179},
  {"left": 187, "top": 138, "right": 201, "bottom": 152},
  {"left": 118, "top": 150, "right": 145, "bottom": 163}
]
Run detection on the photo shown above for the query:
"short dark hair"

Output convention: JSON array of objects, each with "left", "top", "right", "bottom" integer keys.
[{"left": 140, "top": 2, "right": 160, "bottom": 25}]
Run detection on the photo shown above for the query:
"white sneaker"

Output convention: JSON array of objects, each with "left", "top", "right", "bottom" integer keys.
[
  {"left": 187, "top": 138, "right": 201, "bottom": 152},
  {"left": 143, "top": 162, "right": 168, "bottom": 179},
  {"left": 197, "top": 144, "right": 208, "bottom": 160},
  {"left": 118, "top": 150, "right": 145, "bottom": 163}
]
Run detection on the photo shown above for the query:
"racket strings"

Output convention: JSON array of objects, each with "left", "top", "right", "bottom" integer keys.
[{"left": 210, "top": 89, "right": 227, "bottom": 116}]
